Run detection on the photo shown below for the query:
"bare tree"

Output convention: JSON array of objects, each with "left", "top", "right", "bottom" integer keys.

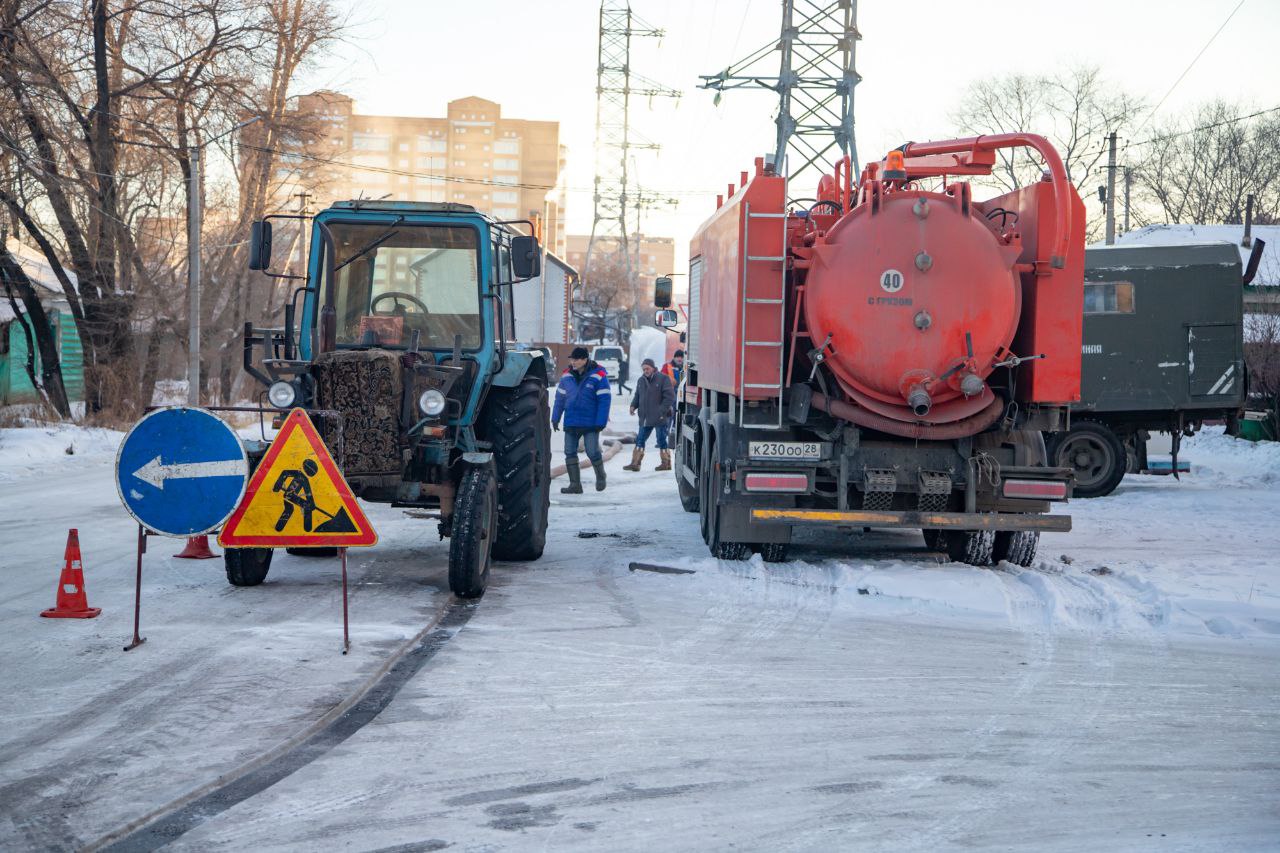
[
  {"left": 1132, "top": 101, "right": 1280, "bottom": 227},
  {"left": 951, "top": 64, "right": 1144, "bottom": 241},
  {"left": 575, "top": 251, "right": 634, "bottom": 344}
]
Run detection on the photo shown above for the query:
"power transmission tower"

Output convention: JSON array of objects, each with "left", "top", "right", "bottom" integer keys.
[
  {"left": 699, "top": 0, "right": 861, "bottom": 192},
  {"left": 586, "top": 1, "right": 680, "bottom": 287}
]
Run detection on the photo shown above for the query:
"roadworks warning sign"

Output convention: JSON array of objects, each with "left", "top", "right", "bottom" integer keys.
[{"left": 218, "top": 409, "right": 377, "bottom": 548}]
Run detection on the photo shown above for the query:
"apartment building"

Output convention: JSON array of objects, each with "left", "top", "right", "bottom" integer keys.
[
  {"left": 564, "top": 233, "right": 676, "bottom": 294},
  {"left": 274, "top": 93, "right": 567, "bottom": 256}
]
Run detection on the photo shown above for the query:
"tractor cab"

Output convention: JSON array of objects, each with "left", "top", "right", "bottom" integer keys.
[{"left": 232, "top": 200, "right": 553, "bottom": 598}]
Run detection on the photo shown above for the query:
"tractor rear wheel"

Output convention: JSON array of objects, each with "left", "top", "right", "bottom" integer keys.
[
  {"left": 286, "top": 547, "right": 338, "bottom": 557},
  {"left": 484, "top": 376, "right": 551, "bottom": 561},
  {"left": 449, "top": 466, "right": 497, "bottom": 598},
  {"left": 225, "top": 548, "right": 273, "bottom": 586}
]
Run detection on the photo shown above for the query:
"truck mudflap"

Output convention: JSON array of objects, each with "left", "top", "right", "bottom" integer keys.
[{"left": 750, "top": 508, "right": 1071, "bottom": 532}]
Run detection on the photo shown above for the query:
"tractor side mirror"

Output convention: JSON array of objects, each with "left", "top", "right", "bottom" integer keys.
[
  {"left": 248, "top": 220, "right": 273, "bottom": 270},
  {"left": 654, "top": 275, "right": 673, "bottom": 308},
  {"left": 511, "top": 235, "right": 541, "bottom": 279},
  {"left": 655, "top": 308, "right": 678, "bottom": 328}
]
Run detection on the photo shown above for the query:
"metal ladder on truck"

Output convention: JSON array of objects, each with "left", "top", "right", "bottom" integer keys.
[{"left": 739, "top": 200, "right": 789, "bottom": 429}]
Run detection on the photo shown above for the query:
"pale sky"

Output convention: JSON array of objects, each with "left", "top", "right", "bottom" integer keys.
[{"left": 302, "top": 0, "right": 1280, "bottom": 273}]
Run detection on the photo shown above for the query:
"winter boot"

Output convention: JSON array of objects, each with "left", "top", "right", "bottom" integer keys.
[
  {"left": 592, "top": 458, "right": 607, "bottom": 491},
  {"left": 560, "top": 459, "right": 583, "bottom": 494},
  {"left": 623, "top": 447, "right": 644, "bottom": 471},
  {"left": 656, "top": 449, "right": 672, "bottom": 471}
]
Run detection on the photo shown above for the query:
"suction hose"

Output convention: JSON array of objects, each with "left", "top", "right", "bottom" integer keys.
[{"left": 811, "top": 392, "right": 1004, "bottom": 441}]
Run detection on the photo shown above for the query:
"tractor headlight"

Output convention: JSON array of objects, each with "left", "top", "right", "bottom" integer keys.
[
  {"left": 268, "top": 380, "right": 297, "bottom": 409},
  {"left": 418, "top": 388, "right": 446, "bottom": 417}
]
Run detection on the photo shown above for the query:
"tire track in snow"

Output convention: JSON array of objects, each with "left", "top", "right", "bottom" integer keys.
[{"left": 87, "top": 596, "right": 474, "bottom": 853}]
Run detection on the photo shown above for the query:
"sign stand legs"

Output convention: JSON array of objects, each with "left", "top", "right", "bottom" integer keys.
[
  {"left": 340, "top": 547, "right": 350, "bottom": 655},
  {"left": 125, "top": 525, "right": 147, "bottom": 652}
]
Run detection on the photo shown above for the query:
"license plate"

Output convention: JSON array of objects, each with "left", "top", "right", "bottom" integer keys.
[{"left": 749, "top": 441, "right": 820, "bottom": 461}]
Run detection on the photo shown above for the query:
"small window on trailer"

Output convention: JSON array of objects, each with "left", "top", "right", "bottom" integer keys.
[{"left": 1084, "top": 281, "right": 1135, "bottom": 314}]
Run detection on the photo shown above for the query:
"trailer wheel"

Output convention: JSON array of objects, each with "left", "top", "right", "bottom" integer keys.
[
  {"left": 1047, "top": 420, "right": 1126, "bottom": 498},
  {"left": 944, "top": 530, "right": 994, "bottom": 566},
  {"left": 675, "top": 421, "right": 699, "bottom": 513},
  {"left": 224, "top": 548, "right": 273, "bottom": 586},
  {"left": 993, "top": 531, "right": 1039, "bottom": 567},
  {"left": 703, "top": 435, "right": 749, "bottom": 560},
  {"left": 484, "top": 376, "right": 551, "bottom": 561},
  {"left": 760, "top": 543, "right": 789, "bottom": 563},
  {"left": 448, "top": 466, "right": 497, "bottom": 599}
]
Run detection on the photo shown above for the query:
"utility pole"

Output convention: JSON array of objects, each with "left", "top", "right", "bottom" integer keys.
[
  {"left": 1123, "top": 166, "right": 1132, "bottom": 235},
  {"left": 187, "top": 144, "right": 202, "bottom": 406},
  {"left": 700, "top": 0, "right": 861, "bottom": 191},
  {"left": 585, "top": 1, "right": 679, "bottom": 290},
  {"left": 1105, "top": 131, "right": 1117, "bottom": 245},
  {"left": 186, "top": 116, "right": 260, "bottom": 407}
]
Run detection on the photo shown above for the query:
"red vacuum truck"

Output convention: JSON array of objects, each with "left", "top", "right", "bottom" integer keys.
[{"left": 661, "top": 134, "right": 1086, "bottom": 566}]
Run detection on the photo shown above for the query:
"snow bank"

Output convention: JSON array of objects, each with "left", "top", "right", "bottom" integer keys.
[
  {"left": 1182, "top": 425, "right": 1280, "bottom": 486},
  {"left": 0, "top": 423, "right": 122, "bottom": 482}
]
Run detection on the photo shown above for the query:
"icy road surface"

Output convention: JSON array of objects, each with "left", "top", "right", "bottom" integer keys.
[{"left": 0, "top": 412, "right": 1277, "bottom": 851}]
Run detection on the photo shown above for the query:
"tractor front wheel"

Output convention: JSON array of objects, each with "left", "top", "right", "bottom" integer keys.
[
  {"left": 484, "top": 377, "right": 551, "bottom": 561},
  {"left": 448, "top": 466, "right": 497, "bottom": 599}
]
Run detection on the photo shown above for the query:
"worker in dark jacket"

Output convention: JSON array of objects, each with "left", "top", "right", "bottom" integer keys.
[
  {"left": 551, "top": 346, "right": 611, "bottom": 493},
  {"left": 625, "top": 358, "right": 676, "bottom": 472}
]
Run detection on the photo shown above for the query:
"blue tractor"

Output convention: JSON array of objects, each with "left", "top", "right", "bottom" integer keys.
[{"left": 231, "top": 200, "right": 552, "bottom": 598}]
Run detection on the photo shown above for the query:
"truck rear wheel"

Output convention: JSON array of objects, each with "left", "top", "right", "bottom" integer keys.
[
  {"left": 286, "top": 547, "right": 338, "bottom": 557},
  {"left": 484, "top": 376, "right": 551, "bottom": 561},
  {"left": 944, "top": 530, "right": 994, "bottom": 566},
  {"left": 225, "top": 548, "right": 273, "bottom": 586},
  {"left": 449, "top": 466, "right": 497, "bottom": 598},
  {"left": 1048, "top": 420, "right": 1126, "bottom": 498},
  {"left": 993, "top": 531, "right": 1039, "bottom": 567},
  {"left": 702, "top": 435, "right": 749, "bottom": 560}
]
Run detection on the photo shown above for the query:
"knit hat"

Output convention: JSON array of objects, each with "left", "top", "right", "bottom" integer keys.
[
  {"left": 570, "top": 346, "right": 589, "bottom": 359},
  {"left": 673, "top": 349, "right": 685, "bottom": 358},
  {"left": 642, "top": 358, "right": 656, "bottom": 368}
]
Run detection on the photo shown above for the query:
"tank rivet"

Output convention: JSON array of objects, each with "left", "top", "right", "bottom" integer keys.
[
  {"left": 914, "top": 310, "right": 931, "bottom": 331},
  {"left": 913, "top": 198, "right": 930, "bottom": 219},
  {"left": 915, "top": 251, "right": 933, "bottom": 271}
]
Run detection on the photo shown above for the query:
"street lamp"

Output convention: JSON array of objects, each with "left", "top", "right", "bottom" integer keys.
[{"left": 187, "top": 116, "right": 261, "bottom": 406}]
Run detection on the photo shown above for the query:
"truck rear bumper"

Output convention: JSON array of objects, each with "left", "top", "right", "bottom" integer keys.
[{"left": 750, "top": 508, "right": 1072, "bottom": 532}]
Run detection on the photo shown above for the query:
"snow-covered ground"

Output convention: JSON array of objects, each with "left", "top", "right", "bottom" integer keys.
[{"left": 0, "top": 400, "right": 1277, "bottom": 850}]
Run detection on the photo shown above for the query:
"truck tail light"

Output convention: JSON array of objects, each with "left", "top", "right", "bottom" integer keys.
[
  {"left": 1003, "top": 479, "right": 1068, "bottom": 500},
  {"left": 744, "top": 472, "right": 809, "bottom": 493}
]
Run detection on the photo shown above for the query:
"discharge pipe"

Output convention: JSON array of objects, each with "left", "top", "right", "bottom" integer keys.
[
  {"left": 895, "top": 133, "right": 1073, "bottom": 270},
  {"left": 812, "top": 392, "right": 1004, "bottom": 441}
]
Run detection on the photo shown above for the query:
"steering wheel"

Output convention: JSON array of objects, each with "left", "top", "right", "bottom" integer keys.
[{"left": 371, "top": 290, "right": 430, "bottom": 316}]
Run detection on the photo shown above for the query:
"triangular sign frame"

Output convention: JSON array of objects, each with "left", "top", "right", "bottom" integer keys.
[{"left": 218, "top": 408, "right": 378, "bottom": 548}]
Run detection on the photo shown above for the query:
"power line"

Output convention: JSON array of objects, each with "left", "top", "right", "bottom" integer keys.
[
  {"left": 1121, "top": 104, "right": 1280, "bottom": 152},
  {"left": 1131, "top": 0, "right": 1246, "bottom": 138},
  {"left": 237, "top": 141, "right": 717, "bottom": 198}
]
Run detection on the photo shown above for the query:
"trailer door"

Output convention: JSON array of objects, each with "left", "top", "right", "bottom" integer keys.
[{"left": 1187, "top": 323, "right": 1240, "bottom": 398}]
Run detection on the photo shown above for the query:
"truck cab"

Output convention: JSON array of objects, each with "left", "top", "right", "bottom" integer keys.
[{"left": 232, "top": 200, "right": 553, "bottom": 597}]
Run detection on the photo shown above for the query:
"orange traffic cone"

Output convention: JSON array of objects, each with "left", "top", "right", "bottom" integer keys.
[
  {"left": 41, "top": 529, "right": 101, "bottom": 619},
  {"left": 174, "top": 535, "right": 217, "bottom": 559}
]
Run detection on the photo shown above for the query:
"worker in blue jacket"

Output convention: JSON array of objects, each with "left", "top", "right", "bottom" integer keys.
[{"left": 551, "top": 346, "right": 611, "bottom": 493}]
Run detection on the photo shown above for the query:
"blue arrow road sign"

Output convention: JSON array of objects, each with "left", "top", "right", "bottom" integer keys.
[{"left": 115, "top": 407, "right": 249, "bottom": 537}]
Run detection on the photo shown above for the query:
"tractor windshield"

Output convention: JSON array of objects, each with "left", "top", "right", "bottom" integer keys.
[{"left": 324, "top": 222, "right": 482, "bottom": 349}]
